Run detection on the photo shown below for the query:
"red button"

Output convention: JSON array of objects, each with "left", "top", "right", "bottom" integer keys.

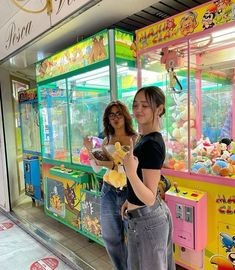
[{"left": 191, "top": 193, "right": 198, "bottom": 197}]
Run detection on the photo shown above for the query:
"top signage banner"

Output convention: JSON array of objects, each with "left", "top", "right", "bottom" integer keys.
[
  {"left": 0, "top": 0, "right": 97, "bottom": 61},
  {"left": 51, "top": 0, "right": 95, "bottom": 26},
  {"left": 136, "top": 0, "right": 235, "bottom": 52}
]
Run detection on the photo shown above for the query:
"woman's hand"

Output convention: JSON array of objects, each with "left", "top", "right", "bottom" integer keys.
[
  {"left": 121, "top": 200, "right": 128, "bottom": 220},
  {"left": 83, "top": 136, "right": 93, "bottom": 151},
  {"left": 123, "top": 138, "right": 138, "bottom": 179}
]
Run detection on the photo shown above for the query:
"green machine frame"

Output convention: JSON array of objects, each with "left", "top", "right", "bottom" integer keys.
[{"left": 36, "top": 29, "right": 136, "bottom": 245}]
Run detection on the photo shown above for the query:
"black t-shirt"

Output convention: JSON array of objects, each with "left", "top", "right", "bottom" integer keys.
[{"left": 127, "top": 132, "right": 166, "bottom": 206}]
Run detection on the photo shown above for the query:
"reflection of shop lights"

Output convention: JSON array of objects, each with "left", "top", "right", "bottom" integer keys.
[
  {"left": 70, "top": 66, "right": 132, "bottom": 84},
  {"left": 212, "top": 27, "right": 235, "bottom": 37},
  {"left": 9, "top": 58, "right": 16, "bottom": 65},
  {"left": 78, "top": 72, "right": 109, "bottom": 83},
  {"left": 69, "top": 66, "right": 109, "bottom": 83},
  {"left": 191, "top": 36, "right": 211, "bottom": 44},
  {"left": 142, "top": 69, "right": 164, "bottom": 77},
  {"left": 148, "top": 60, "right": 159, "bottom": 65},
  {"left": 213, "top": 34, "right": 235, "bottom": 43},
  {"left": 211, "top": 27, "right": 235, "bottom": 43},
  {"left": 117, "top": 66, "right": 129, "bottom": 73},
  {"left": 122, "top": 91, "right": 136, "bottom": 97},
  {"left": 191, "top": 27, "right": 235, "bottom": 49}
]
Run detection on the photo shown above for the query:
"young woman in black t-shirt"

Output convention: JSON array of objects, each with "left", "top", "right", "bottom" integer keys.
[{"left": 121, "top": 86, "right": 175, "bottom": 270}]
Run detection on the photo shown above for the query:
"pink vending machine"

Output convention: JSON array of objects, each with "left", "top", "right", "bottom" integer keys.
[{"left": 165, "top": 184, "right": 207, "bottom": 251}]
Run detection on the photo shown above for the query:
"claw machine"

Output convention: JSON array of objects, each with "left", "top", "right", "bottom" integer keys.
[
  {"left": 136, "top": 1, "right": 235, "bottom": 269},
  {"left": 19, "top": 88, "right": 42, "bottom": 202},
  {"left": 36, "top": 29, "right": 137, "bottom": 244}
]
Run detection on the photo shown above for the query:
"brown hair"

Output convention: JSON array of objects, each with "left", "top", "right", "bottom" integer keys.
[
  {"left": 103, "top": 100, "right": 136, "bottom": 139},
  {"left": 134, "top": 86, "right": 165, "bottom": 117}
]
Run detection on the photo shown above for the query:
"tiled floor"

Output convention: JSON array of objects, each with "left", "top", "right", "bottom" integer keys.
[
  {"left": 12, "top": 196, "right": 112, "bottom": 270},
  {"left": 12, "top": 196, "right": 186, "bottom": 270},
  {"left": 0, "top": 211, "right": 74, "bottom": 270}
]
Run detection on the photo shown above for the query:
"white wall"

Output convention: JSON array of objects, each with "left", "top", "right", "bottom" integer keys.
[
  {"left": 0, "top": 67, "right": 19, "bottom": 210},
  {"left": 0, "top": 102, "right": 10, "bottom": 212}
]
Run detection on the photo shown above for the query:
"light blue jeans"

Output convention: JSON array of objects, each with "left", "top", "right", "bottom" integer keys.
[
  {"left": 100, "top": 182, "right": 128, "bottom": 270},
  {"left": 127, "top": 199, "right": 176, "bottom": 270}
]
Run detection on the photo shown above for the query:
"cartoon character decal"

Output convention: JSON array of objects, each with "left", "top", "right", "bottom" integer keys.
[
  {"left": 180, "top": 11, "right": 198, "bottom": 36},
  {"left": 214, "top": 0, "right": 231, "bottom": 15},
  {"left": 209, "top": 232, "right": 235, "bottom": 269},
  {"left": 38, "top": 60, "right": 53, "bottom": 78},
  {"left": 88, "top": 35, "right": 107, "bottom": 64},
  {"left": 202, "top": 7, "right": 216, "bottom": 29},
  {"left": 220, "top": 233, "right": 235, "bottom": 252},
  {"left": 213, "top": 0, "right": 232, "bottom": 24},
  {"left": 210, "top": 252, "right": 235, "bottom": 269},
  {"left": 50, "top": 186, "right": 62, "bottom": 211},
  {"left": 165, "top": 18, "right": 177, "bottom": 31},
  {"left": 64, "top": 183, "right": 79, "bottom": 210},
  {"left": 47, "top": 179, "right": 65, "bottom": 217},
  {"left": 130, "top": 41, "right": 137, "bottom": 58}
]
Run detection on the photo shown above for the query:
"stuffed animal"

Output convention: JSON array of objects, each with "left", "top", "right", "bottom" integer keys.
[
  {"left": 91, "top": 136, "right": 103, "bottom": 148},
  {"left": 103, "top": 168, "right": 126, "bottom": 188},
  {"left": 79, "top": 147, "right": 90, "bottom": 165},
  {"left": 212, "top": 159, "right": 233, "bottom": 177},
  {"left": 230, "top": 141, "right": 235, "bottom": 154},
  {"left": 228, "top": 154, "right": 235, "bottom": 165},
  {"left": 103, "top": 142, "right": 130, "bottom": 188},
  {"left": 170, "top": 93, "right": 196, "bottom": 146},
  {"left": 111, "top": 142, "right": 130, "bottom": 165},
  {"left": 166, "top": 158, "right": 186, "bottom": 171},
  {"left": 191, "top": 157, "right": 212, "bottom": 174}
]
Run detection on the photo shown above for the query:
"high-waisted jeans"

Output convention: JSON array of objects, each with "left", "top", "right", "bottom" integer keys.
[
  {"left": 100, "top": 182, "right": 128, "bottom": 270},
  {"left": 127, "top": 198, "right": 176, "bottom": 270}
]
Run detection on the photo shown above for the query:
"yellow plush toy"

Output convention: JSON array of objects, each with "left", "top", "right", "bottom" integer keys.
[
  {"left": 111, "top": 142, "right": 129, "bottom": 165},
  {"left": 103, "top": 142, "right": 129, "bottom": 188},
  {"left": 103, "top": 169, "right": 126, "bottom": 188}
]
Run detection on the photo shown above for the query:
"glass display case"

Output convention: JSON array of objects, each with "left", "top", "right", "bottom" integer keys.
[
  {"left": 38, "top": 79, "right": 69, "bottom": 162},
  {"left": 19, "top": 88, "right": 42, "bottom": 201},
  {"left": 37, "top": 29, "right": 137, "bottom": 166},
  {"left": 136, "top": 5, "right": 235, "bottom": 178},
  {"left": 36, "top": 28, "right": 136, "bottom": 245},
  {"left": 139, "top": 42, "right": 189, "bottom": 172},
  {"left": 67, "top": 67, "right": 111, "bottom": 164},
  {"left": 19, "top": 89, "right": 41, "bottom": 154},
  {"left": 136, "top": 1, "right": 235, "bottom": 269}
]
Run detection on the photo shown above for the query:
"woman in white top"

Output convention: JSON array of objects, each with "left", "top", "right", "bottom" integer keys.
[{"left": 84, "top": 100, "right": 137, "bottom": 270}]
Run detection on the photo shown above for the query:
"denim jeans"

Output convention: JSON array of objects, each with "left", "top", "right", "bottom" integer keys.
[
  {"left": 100, "top": 182, "right": 128, "bottom": 270},
  {"left": 127, "top": 199, "right": 176, "bottom": 270}
]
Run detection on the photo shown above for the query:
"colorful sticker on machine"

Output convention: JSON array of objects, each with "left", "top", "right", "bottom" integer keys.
[
  {"left": 18, "top": 88, "right": 37, "bottom": 102},
  {"left": 209, "top": 231, "right": 235, "bottom": 269},
  {"left": 115, "top": 29, "right": 135, "bottom": 60},
  {"left": 136, "top": 0, "right": 235, "bottom": 51},
  {"left": 36, "top": 30, "right": 109, "bottom": 83}
]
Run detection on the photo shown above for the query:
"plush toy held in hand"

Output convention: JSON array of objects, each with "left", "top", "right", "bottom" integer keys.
[
  {"left": 111, "top": 142, "right": 130, "bottom": 165},
  {"left": 103, "top": 168, "right": 127, "bottom": 188},
  {"left": 103, "top": 142, "right": 130, "bottom": 188}
]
